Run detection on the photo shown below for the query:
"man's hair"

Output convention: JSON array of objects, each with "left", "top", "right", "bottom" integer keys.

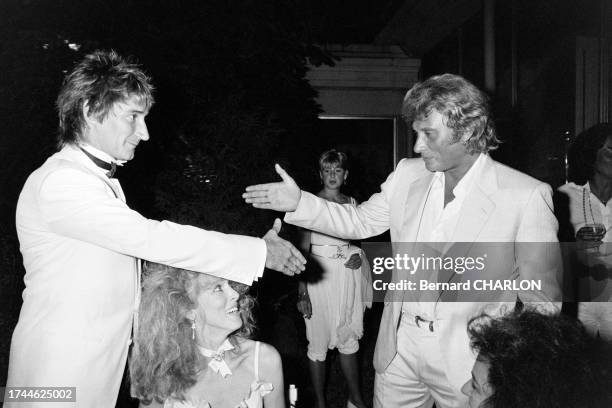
[
  {"left": 467, "top": 308, "right": 610, "bottom": 408},
  {"left": 56, "top": 49, "right": 154, "bottom": 148},
  {"left": 402, "top": 73, "right": 500, "bottom": 154},
  {"left": 129, "top": 263, "right": 255, "bottom": 404},
  {"left": 567, "top": 122, "right": 612, "bottom": 185},
  {"left": 318, "top": 149, "right": 348, "bottom": 170}
]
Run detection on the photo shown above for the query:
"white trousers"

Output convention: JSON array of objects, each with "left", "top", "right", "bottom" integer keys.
[{"left": 374, "top": 313, "right": 467, "bottom": 408}]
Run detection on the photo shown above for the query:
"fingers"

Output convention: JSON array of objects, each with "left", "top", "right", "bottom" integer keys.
[
  {"left": 244, "top": 183, "right": 275, "bottom": 193},
  {"left": 284, "top": 256, "right": 304, "bottom": 275},
  {"left": 274, "top": 163, "right": 293, "bottom": 183},
  {"left": 297, "top": 299, "right": 312, "bottom": 319},
  {"left": 289, "top": 245, "right": 307, "bottom": 268},
  {"left": 272, "top": 218, "right": 282, "bottom": 234},
  {"left": 252, "top": 203, "right": 274, "bottom": 210},
  {"left": 243, "top": 191, "right": 270, "bottom": 204}
]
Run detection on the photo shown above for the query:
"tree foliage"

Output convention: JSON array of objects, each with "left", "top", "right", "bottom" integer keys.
[{"left": 0, "top": 0, "right": 331, "bottom": 234}]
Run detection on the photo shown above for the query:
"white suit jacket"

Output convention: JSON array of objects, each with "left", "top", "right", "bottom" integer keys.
[
  {"left": 7, "top": 145, "right": 266, "bottom": 407},
  {"left": 285, "top": 156, "right": 561, "bottom": 390}
]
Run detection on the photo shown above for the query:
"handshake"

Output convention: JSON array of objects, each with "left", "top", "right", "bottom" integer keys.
[{"left": 245, "top": 164, "right": 306, "bottom": 276}]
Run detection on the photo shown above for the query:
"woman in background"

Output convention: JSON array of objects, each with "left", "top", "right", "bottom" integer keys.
[
  {"left": 557, "top": 123, "right": 612, "bottom": 340},
  {"left": 131, "top": 262, "right": 284, "bottom": 408},
  {"left": 296, "top": 149, "right": 370, "bottom": 408}
]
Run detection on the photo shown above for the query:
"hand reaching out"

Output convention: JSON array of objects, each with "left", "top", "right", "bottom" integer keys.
[
  {"left": 243, "top": 164, "right": 301, "bottom": 211},
  {"left": 263, "top": 218, "right": 306, "bottom": 276}
]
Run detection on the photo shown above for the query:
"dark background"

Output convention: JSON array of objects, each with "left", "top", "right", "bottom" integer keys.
[{"left": 0, "top": 0, "right": 608, "bottom": 406}]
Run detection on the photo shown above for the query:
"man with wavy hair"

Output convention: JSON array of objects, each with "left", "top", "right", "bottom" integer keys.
[
  {"left": 244, "top": 73, "right": 561, "bottom": 408},
  {"left": 6, "top": 50, "right": 305, "bottom": 408}
]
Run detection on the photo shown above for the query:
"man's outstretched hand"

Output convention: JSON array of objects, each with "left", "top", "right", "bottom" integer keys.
[
  {"left": 263, "top": 218, "right": 306, "bottom": 276},
  {"left": 243, "top": 164, "right": 301, "bottom": 212}
]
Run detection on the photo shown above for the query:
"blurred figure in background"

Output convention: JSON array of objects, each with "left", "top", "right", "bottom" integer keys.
[
  {"left": 296, "top": 149, "right": 370, "bottom": 408},
  {"left": 557, "top": 123, "right": 612, "bottom": 340}
]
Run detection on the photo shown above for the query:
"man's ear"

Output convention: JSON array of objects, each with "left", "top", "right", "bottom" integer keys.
[
  {"left": 459, "top": 130, "right": 471, "bottom": 143},
  {"left": 83, "top": 101, "right": 95, "bottom": 125}
]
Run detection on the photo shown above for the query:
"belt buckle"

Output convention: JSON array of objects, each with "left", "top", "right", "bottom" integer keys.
[
  {"left": 334, "top": 246, "right": 346, "bottom": 259},
  {"left": 415, "top": 315, "right": 434, "bottom": 332}
]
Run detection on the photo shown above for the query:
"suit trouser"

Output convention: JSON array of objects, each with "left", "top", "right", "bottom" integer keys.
[{"left": 373, "top": 312, "right": 467, "bottom": 408}]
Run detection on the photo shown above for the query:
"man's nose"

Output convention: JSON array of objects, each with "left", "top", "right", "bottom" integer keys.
[
  {"left": 413, "top": 134, "right": 425, "bottom": 154},
  {"left": 138, "top": 122, "right": 150, "bottom": 141}
]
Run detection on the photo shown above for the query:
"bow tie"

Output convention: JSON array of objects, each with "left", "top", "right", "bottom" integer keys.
[
  {"left": 197, "top": 339, "right": 235, "bottom": 378},
  {"left": 80, "top": 147, "right": 117, "bottom": 178}
]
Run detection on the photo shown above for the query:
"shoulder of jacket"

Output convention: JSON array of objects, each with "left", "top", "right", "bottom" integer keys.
[
  {"left": 393, "top": 157, "right": 429, "bottom": 182},
  {"left": 490, "top": 159, "right": 549, "bottom": 191}
]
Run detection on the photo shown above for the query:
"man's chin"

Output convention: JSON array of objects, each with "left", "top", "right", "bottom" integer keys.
[
  {"left": 120, "top": 151, "right": 135, "bottom": 161},
  {"left": 422, "top": 158, "right": 438, "bottom": 172}
]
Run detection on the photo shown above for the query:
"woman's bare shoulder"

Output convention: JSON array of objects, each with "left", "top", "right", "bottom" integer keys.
[{"left": 258, "top": 342, "right": 282, "bottom": 371}]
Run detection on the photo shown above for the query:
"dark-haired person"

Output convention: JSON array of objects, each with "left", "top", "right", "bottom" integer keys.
[
  {"left": 557, "top": 123, "right": 612, "bottom": 341},
  {"left": 6, "top": 50, "right": 304, "bottom": 408},
  {"left": 131, "top": 263, "right": 284, "bottom": 408},
  {"left": 244, "top": 73, "right": 561, "bottom": 408},
  {"left": 462, "top": 308, "right": 611, "bottom": 408}
]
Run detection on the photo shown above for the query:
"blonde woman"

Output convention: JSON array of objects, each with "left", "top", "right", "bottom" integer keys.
[{"left": 131, "top": 263, "right": 284, "bottom": 408}]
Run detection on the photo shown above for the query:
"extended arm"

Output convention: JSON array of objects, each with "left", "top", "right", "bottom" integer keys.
[
  {"left": 39, "top": 168, "right": 304, "bottom": 284},
  {"left": 245, "top": 164, "right": 399, "bottom": 240}
]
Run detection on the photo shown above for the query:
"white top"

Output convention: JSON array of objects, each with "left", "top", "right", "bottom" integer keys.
[{"left": 558, "top": 181, "right": 612, "bottom": 264}]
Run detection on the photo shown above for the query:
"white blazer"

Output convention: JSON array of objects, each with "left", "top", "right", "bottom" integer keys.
[
  {"left": 285, "top": 156, "right": 562, "bottom": 391},
  {"left": 7, "top": 145, "right": 266, "bottom": 407}
]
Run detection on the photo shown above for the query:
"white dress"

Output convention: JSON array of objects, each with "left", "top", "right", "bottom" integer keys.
[
  {"left": 304, "top": 199, "right": 371, "bottom": 361},
  {"left": 163, "top": 342, "right": 273, "bottom": 408}
]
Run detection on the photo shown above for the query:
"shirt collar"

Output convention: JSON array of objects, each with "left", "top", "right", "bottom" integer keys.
[
  {"left": 453, "top": 153, "right": 486, "bottom": 199},
  {"left": 78, "top": 143, "right": 126, "bottom": 166},
  {"left": 431, "top": 153, "right": 487, "bottom": 199}
]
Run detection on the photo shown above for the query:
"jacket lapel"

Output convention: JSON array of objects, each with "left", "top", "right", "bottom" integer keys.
[
  {"left": 452, "top": 155, "right": 497, "bottom": 242},
  {"left": 400, "top": 173, "right": 435, "bottom": 241},
  {"left": 437, "top": 156, "right": 498, "bottom": 301}
]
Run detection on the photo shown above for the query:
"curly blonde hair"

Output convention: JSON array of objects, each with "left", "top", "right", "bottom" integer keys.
[
  {"left": 129, "top": 263, "right": 256, "bottom": 405},
  {"left": 402, "top": 73, "right": 500, "bottom": 154}
]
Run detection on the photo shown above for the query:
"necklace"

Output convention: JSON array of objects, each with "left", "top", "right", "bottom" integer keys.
[
  {"left": 582, "top": 186, "right": 607, "bottom": 234},
  {"left": 583, "top": 186, "right": 596, "bottom": 225}
]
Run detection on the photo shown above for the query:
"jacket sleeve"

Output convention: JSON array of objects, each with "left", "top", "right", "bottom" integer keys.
[
  {"left": 515, "top": 182, "right": 563, "bottom": 311},
  {"left": 38, "top": 167, "right": 266, "bottom": 285},
  {"left": 283, "top": 161, "right": 408, "bottom": 240}
]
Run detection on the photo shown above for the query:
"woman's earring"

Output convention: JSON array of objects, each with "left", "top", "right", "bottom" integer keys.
[{"left": 191, "top": 320, "right": 196, "bottom": 340}]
